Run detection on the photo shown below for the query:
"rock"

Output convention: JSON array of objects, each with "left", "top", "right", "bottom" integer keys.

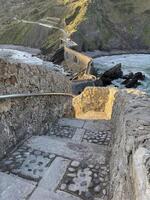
[
  {"left": 101, "top": 63, "right": 123, "bottom": 81},
  {"left": 94, "top": 185, "right": 101, "bottom": 193},
  {"left": 68, "top": 184, "right": 76, "bottom": 192},
  {"left": 93, "top": 139, "right": 98, "bottom": 143},
  {"left": 99, "top": 177, "right": 104, "bottom": 182},
  {"left": 80, "top": 161, "right": 88, "bottom": 169},
  {"left": 134, "top": 72, "right": 145, "bottom": 80},
  {"left": 50, "top": 47, "right": 64, "bottom": 64},
  {"left": 68, "top": 167, "right": 76, "bottom": 172},
  {"left": 88, "top": 182, "right": 94, "bottom": 188},
  {"left": 64, "top": 177, "right": 72, "bottom": 184},
  {"left": 123, "top": 72, "right": 134, "bottom": 80},
  {"left": 80, "top": 181, "right": 87, "bottom": 186},
  {"left": 95, "top": 64, "right": 123, "bottom": 87},
  {"left": 122, "top": 72, "right": 134, "bottom": 84},
  {"left": 93, "top": 173, "right": 98, "bottom": 178},
  {"left": 4, "top": 160, "right": 13, "bottom": 165},
  {"left": 89, "top": 164, "right": 94, "bottom": 169},
  {"left": 93, "top": 178, "right": 100, "bottom": 184},
  {"left": 101, "top": 76, "right": 112, "bottom": 86},
  {"left": 60, "top": 184, "right": 67, "bottom": 190},
  {"left": 71, "top": 161, "right": 80, "bottom": 168},
  {"left": 125, "top": 78, "right": 141, "bottom": 88},
  {"left": 123, "top": 72, "right": 145, "bottom": 88},
  {"left": 84, "top": 191, "right": 94, "bottom": 200},
  {"left": 103, "top": 189, "right": 107, "bottom": 195},
  {"left": 67, "top": 173, "right": 76, "bottom": 177},
  {"left": 122, "top": 79, "right": 130, "bottom": 85},
  {"left": 95, "top": 164, "right": 100, "bottom": 170},
  {"left": 80, "top": 172, "right": 86, "bottom": 177},
  {"left": 49, "top": 154, "right": 56, "bottom": 159}
]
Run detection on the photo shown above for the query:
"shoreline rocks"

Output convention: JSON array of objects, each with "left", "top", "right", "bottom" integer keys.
[{"left": 122, "top": 72, "right": 145, "bottom": 88}]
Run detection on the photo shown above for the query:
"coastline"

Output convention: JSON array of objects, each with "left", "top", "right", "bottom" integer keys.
[{"left": 83, "top": 49, "right": 150, "bottom": 58}]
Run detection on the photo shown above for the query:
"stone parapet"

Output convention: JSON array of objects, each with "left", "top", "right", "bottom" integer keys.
[
  {"left": 0, "top": 58, "right": 72, "bottom": 159},
  {"left": 64, "top": 47, "right": 93, "bottom": 74},
  {"left": 110, "top": 89, "right": 150, "bottom": 200}
]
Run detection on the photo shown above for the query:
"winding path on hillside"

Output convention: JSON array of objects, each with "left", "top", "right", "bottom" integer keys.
[{"left": 16, "top": 19, "right": 77, "bottom": 48}]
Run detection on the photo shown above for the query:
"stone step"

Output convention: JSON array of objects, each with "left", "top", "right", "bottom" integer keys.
[
  {"left": 57, "top": 117, "right": 111, "bottom": 132},
  {"left": 0, "top": 172, "right": 35, "bottom": 200},
  {"left": 48, "top": 118, "right": 112, "bottom": 146},
  {"left": 0, "top": 118, "right": 112, "bottom": 200},
  {"left": 57, "top": 118, "right": 85, "bottom": 128},
  {"left": 0, "top": 134, "right": 110, "bottom": 200},
  {"left": 25, "top": 136, "right": 110, "bottom": 163}
]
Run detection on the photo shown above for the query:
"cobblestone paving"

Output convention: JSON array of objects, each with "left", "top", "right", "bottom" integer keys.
[
  {"left": 48, "top": 124, "right": 77, "bottom": 138},
  {"left": 59, "top": 160, "right": 109, "bottom": 200},
  {"left": 82, "top": 130, "right": 111, "bottom": 145},
  {"left": 0, "top": 118, "right": 111, "bottom": 200},
  {"left": 0, "top": 146, "right": 56, "bottom": 181}
]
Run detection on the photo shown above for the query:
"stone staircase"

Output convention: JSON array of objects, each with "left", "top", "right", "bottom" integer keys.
[{"left": 0, "top": 118, "right": 111, "bottom": 200}]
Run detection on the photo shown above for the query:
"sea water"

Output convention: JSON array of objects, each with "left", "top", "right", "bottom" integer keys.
[{"left": 94, "top": 54, "right": 150, "bottom": 94}]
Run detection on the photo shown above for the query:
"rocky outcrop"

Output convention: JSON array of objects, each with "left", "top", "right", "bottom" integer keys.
[
  {"left": 123, "top": 72, "right": 145, "bottom": 88},
  {"left": 0, "top": 58, "right": 72, "bottom": 159},
  {"left": 101, "top": 63, "right": 123, "bottom": 80},
  {"left": 70, "top": 0, "right": 150, "bottom": 51},
  {"left": 99, "top": 63, "right": 123, "bottom": 86},
  {"left": 50, "top": 47, "right": 64, "bottom": 64}
]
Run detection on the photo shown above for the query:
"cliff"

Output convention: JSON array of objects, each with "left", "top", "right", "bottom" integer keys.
[{"left": 0, "top": 0, "right": 150, "bottom": 52}]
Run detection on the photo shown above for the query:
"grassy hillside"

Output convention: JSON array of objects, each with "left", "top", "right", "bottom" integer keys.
[
  {"left": 70, "top": 0, "right": 150, "bottom": 51},
  {"left": 0, "top": 0, "right": 149, "bottom": 52}
]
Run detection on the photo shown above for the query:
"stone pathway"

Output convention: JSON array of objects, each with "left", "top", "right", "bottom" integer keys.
[{"left": 0, "top": 118, "right": 111, "bottom": 200}]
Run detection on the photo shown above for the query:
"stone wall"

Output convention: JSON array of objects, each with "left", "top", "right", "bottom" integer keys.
[
  {"left": 64, "top": 47, "right": 93, "bottom": 74},
  {"left": 110, "top": 89, "right": 150, "bottom": 200},
  {"left": 0, "top": 58, "right": 72, "bottom": 159},
  {"left": 133, "top": 147, "right": 150, "bottom": 200}
]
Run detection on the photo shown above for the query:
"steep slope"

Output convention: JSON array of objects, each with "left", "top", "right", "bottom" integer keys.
[
  {"left": 0, "top": 0, "right": 150, "bottom": 52},
  {"left": 70, "top": 0, "right": 150, "bottom": 51},
  {"left": 0, "top": 0, "right": 67, "bottom": 52}
]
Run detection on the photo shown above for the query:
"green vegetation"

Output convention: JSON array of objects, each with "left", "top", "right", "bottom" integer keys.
[{"left": 0, "top": 0, "right": 149, "bottom": 52}]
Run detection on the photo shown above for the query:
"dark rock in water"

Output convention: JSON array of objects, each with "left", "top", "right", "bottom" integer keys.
[
  {"left": 50, "top": 47, "right": 64, "bottom": 64},
  {"left": 122, "top": 79, "right": 129, "bottom": 85},
  {"left": 123, "top": 72, "right": 134, "bottom": 80},
  {"left": 124, "top": 72, "right": 145, "bottom": 88},
  {"left": 101, "top": 76, "right": 112, "bottom": 86},
  {"left": 125, "top": 79, "right": 141, "bottom": 88},
  {"left": 101, "top": 63, "right": 123, "bottom": 81},
  {"left": 134, "top": 72, "right": 145, "bottom": 80},
  {"left": 125, "top": 78, "right": 138, "bottom": 88}
]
